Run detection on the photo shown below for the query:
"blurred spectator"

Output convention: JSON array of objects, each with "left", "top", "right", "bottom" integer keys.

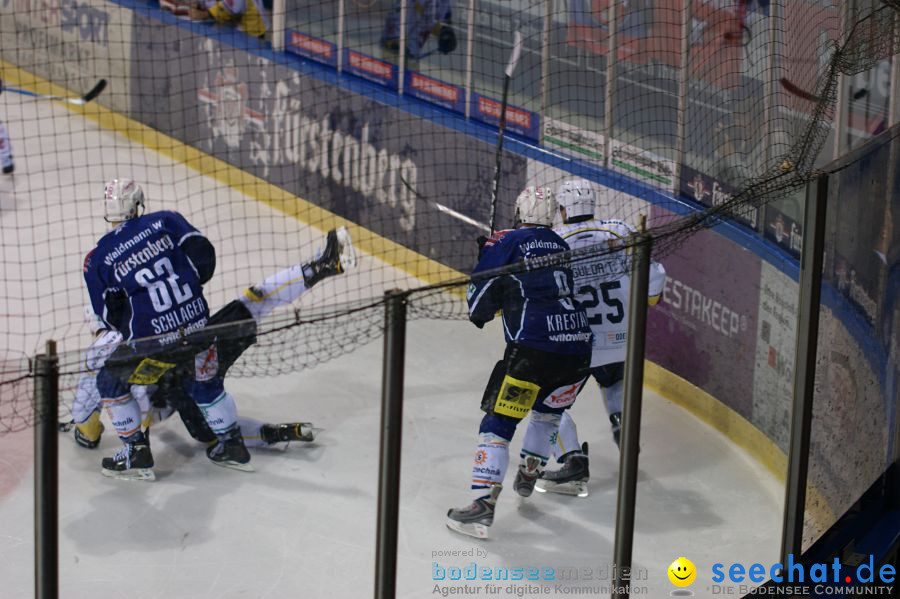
[
  {"left": 190, "top": 0, "right": 269, "bottom": 39},
  {"left": 380, "top": 0, "right": 456, "bottom": 60}
]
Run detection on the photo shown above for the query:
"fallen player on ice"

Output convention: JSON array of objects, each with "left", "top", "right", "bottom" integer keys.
[{"left": 66, "top": 223, "right": 357, "bottom": 480}]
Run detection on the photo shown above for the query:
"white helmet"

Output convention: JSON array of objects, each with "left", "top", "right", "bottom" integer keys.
[
  {"left": 556, "top": 179, "right": 596, "bottom": 220},
  {"left": 103, "top": 178, "right": 145, "bottom": 222},
  {"left": 514, "top": 186, "right": 556, "bottom": 227}
]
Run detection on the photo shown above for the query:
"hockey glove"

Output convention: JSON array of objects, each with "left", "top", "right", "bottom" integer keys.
[{"left": 438, "top": 25, "right": 457, "bottom": 54}]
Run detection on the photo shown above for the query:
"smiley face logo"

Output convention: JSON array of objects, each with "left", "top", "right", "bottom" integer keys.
[{"left": 668, "top": 557, "right": 696, "bottom": 587}]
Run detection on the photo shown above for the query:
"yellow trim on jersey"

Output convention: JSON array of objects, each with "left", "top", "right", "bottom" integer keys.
[{"left": 0, "top": 62, "right": 465, "bottom": 290}]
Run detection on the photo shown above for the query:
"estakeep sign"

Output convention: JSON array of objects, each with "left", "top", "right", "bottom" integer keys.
[
  {"left": 131, "top": 13, "right": 526, "bottom": 272},
  {"left": 647, "top": 204, "right": 761, "bottom": 422}
]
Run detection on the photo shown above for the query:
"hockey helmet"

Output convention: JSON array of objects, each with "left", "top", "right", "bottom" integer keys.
[
  {"left": 514, "top": 186, "right": 556, "bottom": 227},
  {"left": 556, "top": 179, "right": 596, "bottom": 221},
  {"left": 103, "top": 178, "right": 145, "bottom": 223}
]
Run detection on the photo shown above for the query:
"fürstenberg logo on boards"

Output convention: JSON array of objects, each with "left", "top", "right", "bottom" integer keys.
[{"left": 198, "top": 66, "right": 420, "bottom": 232}]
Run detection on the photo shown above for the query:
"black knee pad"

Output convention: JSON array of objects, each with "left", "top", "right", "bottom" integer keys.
[{"left": 480, "top": 360, "right": 507, "bottom": 413}]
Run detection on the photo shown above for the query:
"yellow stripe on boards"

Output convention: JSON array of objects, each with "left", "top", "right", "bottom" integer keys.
[{"left": 644, "top": 361, "right": 835, "bottom": 535}]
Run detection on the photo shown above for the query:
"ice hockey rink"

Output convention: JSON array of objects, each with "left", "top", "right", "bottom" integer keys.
[{"left": 0, "top": 91, "right": 784, "bottom": 598}]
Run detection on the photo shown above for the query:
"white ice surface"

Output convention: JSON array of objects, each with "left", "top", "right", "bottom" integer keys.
[{"left": 0, "top": 86, "right": 784, "bottom": 599}]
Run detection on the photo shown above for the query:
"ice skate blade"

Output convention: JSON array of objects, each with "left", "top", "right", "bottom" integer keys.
[
  {"left": 209, "top": 459, "right": 255, "bottom": 472},
  {"left": 101, "top": 467, "right": 156, "bottom": 482},
  {"left": 298, "top": 426, "right": 324, "bottom": 442},
  {"left": 535, "top": 479, "right": 588, "bottom": 497},
  {"left": 514, "top": 484, "right": 536, "bottom": 498},
  {"left": 335, "top": 226, "right": 357, "bottom": 270},
  {"left": 446, "top": 518, "right": 489, "bottom": 539}
]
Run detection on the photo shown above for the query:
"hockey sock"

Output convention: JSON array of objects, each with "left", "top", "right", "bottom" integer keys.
[
  {"left": 236, "top": 417, "right": 266, "bottom": 448},
  {"left": 521, "top": 411, "right": 558, "bottom": 465},
  {"left": 145, "top": 404, "right": 175, "bottom": 428},
  {"left": 553, "top": 411, "right": 582, "bottom": 462},
  {"left": 471, "top": 432, "right": 509, "bottom": 501},
  {"left": 74, "top": 410, "right": 103, "bottom": 443},
  {"left": 604, "top": 379, "right": 624, "bottom": 415},
  {"left": 0, "top": 121, "right": 12, "bottom": 170},
  {"left": 239, "top": 264, "right": 309, "bottom": 322},
  {"left": 101, "top": 393, "right": 143, "bottom": 440},
  {"left": 72, "top": 373, "right": 101, "bottom": 424},
  {"left": 197, "top": 391, "right": 240, "bottom": 437}
]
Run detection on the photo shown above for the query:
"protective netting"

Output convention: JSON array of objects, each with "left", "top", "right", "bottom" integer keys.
[{"left": 1, "top": 0, "right": 898, "bottom": 432}]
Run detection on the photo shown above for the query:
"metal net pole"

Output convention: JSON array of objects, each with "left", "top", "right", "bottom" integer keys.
[
  {"left": 612, "top": 232, "right": 652, "bottom": 599},
  {"left": 374, "top": 290, "right": 408, "bottom": 599},
  {"left": 34, "top": 339, "right": 59, "bottom": 599}
]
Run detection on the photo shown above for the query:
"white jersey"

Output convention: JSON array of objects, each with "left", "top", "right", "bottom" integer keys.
[{"left": 555, "top": 219, "right": 666, "bottom": 367}]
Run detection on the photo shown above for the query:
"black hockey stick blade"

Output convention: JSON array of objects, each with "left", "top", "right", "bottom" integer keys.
[
  {"left": 81, "top": 79, "right": 107, "bottom": 103},
  {"left": 4, "top": 78, "right": 107, "bottom": 105}
]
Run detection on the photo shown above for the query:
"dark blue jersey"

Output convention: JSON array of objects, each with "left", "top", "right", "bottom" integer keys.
[
  {"left": 84, "top": 211, "right": 214, "bottom": 345},
  {"left": 467, "top": 227, "right": 592, "bottom": 355}
]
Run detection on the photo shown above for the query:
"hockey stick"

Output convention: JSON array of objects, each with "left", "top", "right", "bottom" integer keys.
[
  {"left": 398, "top": 173, "right": 490, "bottom": 232},
  {"left": 780, "top": 76, "right": 868, "bottom": 103},
  {"left": 780, "top": 77, "right": 821, "bottom": 102},
  {"left": 3, "top": 79, "right": 107, "bottom": 106},
  {"left": 488, "top": 31, "right": 524, "bottom": 235}
]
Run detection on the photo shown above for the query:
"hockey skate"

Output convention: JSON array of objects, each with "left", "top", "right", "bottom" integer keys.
[
  {"left": 446, "top": 484, "right": 501, "bottom": 539},
  {"left": 513, "top": 455, "right": 543, "bottom": 497},
  {"left": 101, "top": 437, "right": 155, "bottom": 481},
  {"left": 536, "top": 443, "right": 589, "bottom": 497},
  {"left": 302, "top": 227, "right": 357, "bottom": 287},
  {"left": 206, "top": 428, "right": 254, "bottom": 472},
  {"left": 260, "top": 422, "right": 321, "bottom": 444}
]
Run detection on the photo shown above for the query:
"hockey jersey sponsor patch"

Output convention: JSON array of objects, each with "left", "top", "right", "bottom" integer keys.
[
  {"left": 128, "top": 357, "right": 177, "bottom": 385},
  {"left": 493, "top": 375, "right": 540, "bottom": 419},
  {"left": 194, "top": 345, "right": 220, "bottom": 381},
  {"left": 542, "top": 380, "right": 584, "bottom": 409}
]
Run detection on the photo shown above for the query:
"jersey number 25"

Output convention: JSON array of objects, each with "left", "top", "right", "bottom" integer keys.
[{"left": 578, "top": 281, "right": 624, "bottom": 325}]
